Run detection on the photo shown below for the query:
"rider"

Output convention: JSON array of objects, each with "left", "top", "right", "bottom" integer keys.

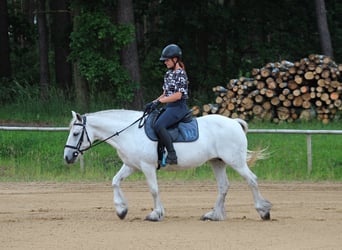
[{"left": 146, "top": 44, "right": 189, "bottom": 165}]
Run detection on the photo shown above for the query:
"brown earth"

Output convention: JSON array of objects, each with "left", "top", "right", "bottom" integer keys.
[{"left": 0, "top": 181, "right": 341, "bottom": 250}]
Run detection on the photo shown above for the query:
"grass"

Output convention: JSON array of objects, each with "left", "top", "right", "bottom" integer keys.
[
  {"left": 0, "top": 120, "right": 341, "bottom": 182},
  {"left": 0, "top": 91, "right": 341, "bottom": 182}
]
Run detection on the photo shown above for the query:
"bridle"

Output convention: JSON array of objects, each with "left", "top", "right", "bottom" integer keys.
[
  {"left": 64, "top": 111, "right": 149, "bottom": 158},
  {"left": 64, "top": 115, "right": 92, "bottom": 158}
]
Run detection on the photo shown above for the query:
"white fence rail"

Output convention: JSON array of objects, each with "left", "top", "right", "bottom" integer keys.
[{"left": 1, "top": 126, "right": 342, "bottom": 174}]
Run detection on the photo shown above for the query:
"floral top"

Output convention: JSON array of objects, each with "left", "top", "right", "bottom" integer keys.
[{"left": 163, "top": 68, "right": 188, "bottom": 100}]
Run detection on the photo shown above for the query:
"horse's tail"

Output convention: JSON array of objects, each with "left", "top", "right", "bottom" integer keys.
[
  {"left": 235, "top": 118, "right": 248, "bottom": 134},
  {"left": 247, "top": 148, "right": 269, "bottom": 167},
  {"left": 235, "top": 118, "right": 268, "bottom": 167}
]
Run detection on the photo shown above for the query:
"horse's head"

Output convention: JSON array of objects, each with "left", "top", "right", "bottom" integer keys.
[{"left": 64, "top": 111, "right": 92, "bottom": 164}]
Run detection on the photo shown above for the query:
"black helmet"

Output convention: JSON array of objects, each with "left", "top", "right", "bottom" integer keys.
[{"left": 159, "top": 44, "right": 182, "bottom": 61}]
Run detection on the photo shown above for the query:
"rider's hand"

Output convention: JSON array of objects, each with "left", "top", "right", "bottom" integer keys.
[{"left": 144, "top": 100, "right": 160, "bottom": 113}]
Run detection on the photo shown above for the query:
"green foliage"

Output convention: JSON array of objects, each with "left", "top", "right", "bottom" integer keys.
[
  {"left": 4, "top": 0, "right": 342, "bottom": 109},
  {"left": 328, "top": 0, "right": 342, "bottom": 62},
  {"left": 69, "top": 8, "right": 135, "bottom": 104},
  {"left": 6, "top": 1, "right": 39, "bottom": 86}
]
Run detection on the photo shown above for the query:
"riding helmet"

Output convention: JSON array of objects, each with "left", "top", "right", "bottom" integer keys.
[{"left": 159, "top": 44, "right": 182, "bottom": 61}]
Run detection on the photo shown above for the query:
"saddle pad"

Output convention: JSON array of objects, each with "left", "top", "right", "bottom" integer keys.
[{"left": 144, "top": 112, "right": 199, "bottom": 143}]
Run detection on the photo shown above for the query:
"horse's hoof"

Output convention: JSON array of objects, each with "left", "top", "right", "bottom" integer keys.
[
  {"left": 145, "top": 211, "right": 163, "bottom": 222},
  {"left": 261, "top": 212, "right": 271, "bottom": 220},
  {"left": 200, "top": 215, "right": 213, "bottom": 221},
  {"left": 144, "top": 216, "right": 160, "bottom": 222},
  {"left": 117, "top": 208, "right": 128, "bottom": 220},
  {"left": 200, "top": 215, "right": 222, "bottom": 221}
]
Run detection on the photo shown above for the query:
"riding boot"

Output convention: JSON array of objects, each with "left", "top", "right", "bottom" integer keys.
[
  {"left": 157, "top": 141, "right": 165, "bottom": 166},
  {"left": 156, "top": 128, "right": 178, "bottom": 165}
]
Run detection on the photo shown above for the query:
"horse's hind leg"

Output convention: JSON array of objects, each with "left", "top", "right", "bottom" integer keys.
[
  {"left": 232, "top": 163, "right": 272, "bottom": 220},
  {"left": 112, "top": 164, "right": 136, "bottom": 220},
  {"left": 201, "top": 160, "right": 228, "bottom": 221}
]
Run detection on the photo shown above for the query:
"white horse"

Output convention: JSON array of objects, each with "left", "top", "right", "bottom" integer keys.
[{"left": 64, "top": 109, "right": 272, "bottom": 222}]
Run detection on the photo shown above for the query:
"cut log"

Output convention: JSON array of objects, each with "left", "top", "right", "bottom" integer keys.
[
  {"left": 241, "top": 97, "right": 254, "bottom": 110},
  {"left": 300, "top": 86, "right": 309, "bottom": 93},
  {"left": 203, "top": 103, "right": 218, "bottom": 113},
  {"left": 293, "top": 89, "right": 301, "bottom": 97},
  {"left": 262, "top": 101, "right": 272, "bottom": 110},
  {"left": 260, "top": 68, "right": 271, "bottom": 78},
  {"left": 227, "top": 102, "right": 235, "bottom": 111},
  {"left": 212, "top": 85, "right": 227, "bottom": 94},
  {"left": 321, "top": 70, "right": 330, "bottom": 79},
  {"left": 295, "top": 75, "right": 303, "bottom": 84},
  {"left": 271, "top": 97, "right": 280, "bottom": 106},
  {"left": 215, "top": 96, "right": 223, "bottom": 104},
  {"left": 333, "top": 99, "right": 341, "bottom": 108},
  {"left": 251, "top": 68, "right": 260, "bottom": 76},
  {"left": 302, "top": 100, "right": 311, "bottom": 109},
  {"left": 288, "top": 80, "right": 298, "bottom": 90},
  {"left": 191, "top": 106, "right": 201, "bottom": 116},
  {"left": 293, "top": 96, "right": 303, "bottom": 107},
  {"left": 299, "top": 109, "right": 314, "bottom": 121},
  {"left": 265, "top": 89, "right": 275, "bottom": 98},
  {"left": 304, "top": 71, "right": 314, "bottom": 80},
  {"left": 254, "top": 95, "right": 264, "bottom": 103},
  {"left": 277, "top": 107, "right": 290, "bottom": 120},
  {"left": 252, "top": 105, "right": 263, "bottom": 115},
  {"left": 203, "top": 54, "right": 341, "bottom": 123},
  {"left": 330, "top": 92, "right": 339, "bottom": 100},
  {"left": 282, "top": 99, "right": 292, "bottom": 107},
  {"left": 302, "top": 93, "right": 311, "bottom": 101}
]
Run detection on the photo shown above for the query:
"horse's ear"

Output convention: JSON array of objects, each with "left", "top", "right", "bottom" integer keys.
[{"left": 71, "top": 111, "right": 82, "bottom": 122}]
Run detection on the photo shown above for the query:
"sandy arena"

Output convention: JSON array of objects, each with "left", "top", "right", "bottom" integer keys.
[{"left": 0, "top": 181, "right": 341, "bottom": 250}]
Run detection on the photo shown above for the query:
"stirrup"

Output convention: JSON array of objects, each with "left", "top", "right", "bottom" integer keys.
[
  {"left": 166, "top": 152, "right": 177, "bottom": 165},
  {"left": 161, "top": 152, "right": 167, "bottom": 167}
]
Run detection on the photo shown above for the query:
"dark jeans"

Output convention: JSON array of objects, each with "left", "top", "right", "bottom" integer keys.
[{"left": 153, "top": 100, "right": 188, "bottom": 133}]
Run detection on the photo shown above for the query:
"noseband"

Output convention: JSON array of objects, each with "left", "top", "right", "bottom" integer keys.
[{"left": 64, "top": 116, "right": 92, "bottom": 158}]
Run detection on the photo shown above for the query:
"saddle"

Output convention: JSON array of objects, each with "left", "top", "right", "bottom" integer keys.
[{"left": 144, "top": 109, "right": 199, "bottom": 143}]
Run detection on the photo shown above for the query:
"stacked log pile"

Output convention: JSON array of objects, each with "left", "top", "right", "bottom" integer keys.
[{"left": 193, "top": 54, "right": 342, "bottom": 123}]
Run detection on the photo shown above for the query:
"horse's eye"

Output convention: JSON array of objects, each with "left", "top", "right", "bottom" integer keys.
[{"left": 73, "top": 132, "right": 79, "bottom": 136}]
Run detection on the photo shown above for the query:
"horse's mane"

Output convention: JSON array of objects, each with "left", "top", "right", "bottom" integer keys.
[
  {"left": 85, "top": 109, "right": 142, "bottom": 117},
  {"left": 86, "top": 109, "right": 144, "bottom": 124},
  {"left": 69, "top": 109, "right": 143, "bottom": 128}
]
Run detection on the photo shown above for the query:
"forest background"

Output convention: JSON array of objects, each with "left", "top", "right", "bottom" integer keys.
[{"left": 0, "top": 0, "right": 341, "bottom": 120}]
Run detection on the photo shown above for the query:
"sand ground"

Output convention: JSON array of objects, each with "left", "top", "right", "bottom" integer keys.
[{"left": 1, "top": 181, "right": 341, "bottom": 250}]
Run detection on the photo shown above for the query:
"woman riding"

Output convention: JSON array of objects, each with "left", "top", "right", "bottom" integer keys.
[{"left": 145, "top": 44, "right": 189, "bottom": 165}]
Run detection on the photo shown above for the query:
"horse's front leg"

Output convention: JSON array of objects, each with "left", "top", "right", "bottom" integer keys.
[
  {"left": 141, "top": 163, "right": 165, "bottom": 221},
  {"left": 112, "top": 164, "right": 136, "bottom": 220}
]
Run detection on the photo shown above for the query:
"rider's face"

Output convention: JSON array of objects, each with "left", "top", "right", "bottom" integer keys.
[{"left": 164, "top": 58, "right": 176, "bottom": 69}]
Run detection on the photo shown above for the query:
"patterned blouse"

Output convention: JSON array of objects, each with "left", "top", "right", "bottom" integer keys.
[{"left": 163, "top": 68, "right": 188, "bottom": 100}]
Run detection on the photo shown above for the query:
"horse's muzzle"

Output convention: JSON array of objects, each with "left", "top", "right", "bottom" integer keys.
[{"left": 64, "top": 151, "right": 79, "bottom": 164}]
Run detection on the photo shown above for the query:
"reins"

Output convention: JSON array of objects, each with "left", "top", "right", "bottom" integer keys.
[
  {"left": 65, "top": 111, "right": 149, "bottom": 156},
  {"left": 91, "top": 110, "right": 149, "bottom": 149}
]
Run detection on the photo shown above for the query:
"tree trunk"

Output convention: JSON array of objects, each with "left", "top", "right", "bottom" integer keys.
[
  {"left": 0, "top": 0, "right": 11, "bottom": 78},
  {"left": 50, "top": 0, "right": 72, "bottom": 90},
  {"left": 72, "top": 4, "right": 89, "bottom": 111},
  {"left": 37, "top": 0, "right": 50, "bottom": 100},
  {"left": 23, "top": 0, "right": 35, "bottom": 24},
  {"left": 116, "top": 0, "right": 143, "bottom": 109},
  {"left": 315, "top": 0, "right": 334, "bottom": 57}
]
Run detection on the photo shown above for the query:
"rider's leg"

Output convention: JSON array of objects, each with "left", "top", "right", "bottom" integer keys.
[{"left": 156, "top": 127, "right": 177, "bottom": 164}]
